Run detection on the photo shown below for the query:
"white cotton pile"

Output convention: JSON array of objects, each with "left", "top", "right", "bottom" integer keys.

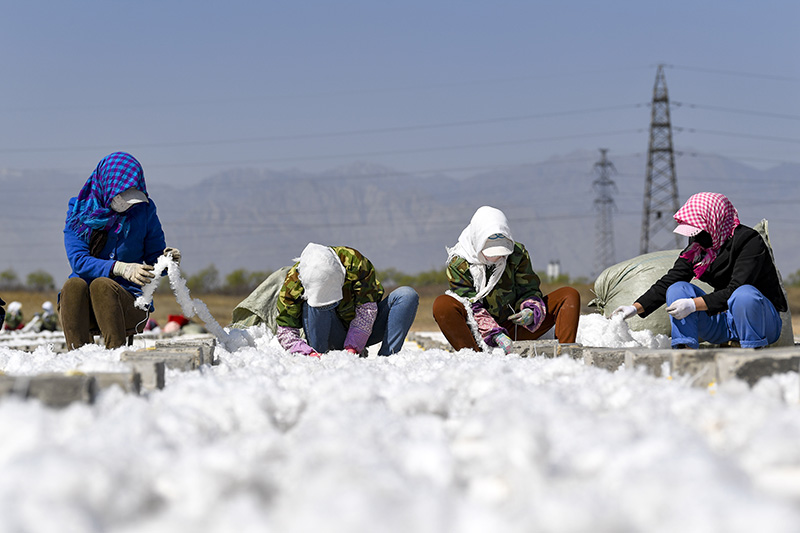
[
  {"left": 577, "top": 312, "right": 671, "bottom": 349},
  {"left": 0, "top": 334, "right": 799, "bottom": 533},
  {"left": 134, "top": 254, "right": 253, "bottom": 352}
]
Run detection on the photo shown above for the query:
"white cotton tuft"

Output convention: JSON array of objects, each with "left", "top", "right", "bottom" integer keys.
[
  {"left": 134, "top": 254, "right": 253, "bottom": 352},
  {"left": 577, "top": 313, "right": 670, "bottom": 349}
]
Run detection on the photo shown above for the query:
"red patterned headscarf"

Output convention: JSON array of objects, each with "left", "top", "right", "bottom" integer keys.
[{"left": 676, "top": 192, "right": 740, "bottom": 278}]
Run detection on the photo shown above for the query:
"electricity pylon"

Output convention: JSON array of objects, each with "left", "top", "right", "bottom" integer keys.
[
  {"left": 640, "top": 64, "right": 680, "bottom": 254},
  {"left": 593, "top": 148, "right": 617, "bottom": 275}
]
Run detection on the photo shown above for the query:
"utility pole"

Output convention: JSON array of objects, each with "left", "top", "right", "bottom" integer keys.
[
  {"left": 592, "top": 148, "right": 617, "bottom": 275},
  {"left": 640, "top": 64, "right": 680, "bottom": 254}
]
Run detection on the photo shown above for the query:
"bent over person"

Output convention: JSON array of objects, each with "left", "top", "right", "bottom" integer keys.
[
  {"left": 59, "top": 152, "right": 180, "bottom": 350},
  {"left": 433, "top": 206, "right": 580, "bottom": 353},
  {"left": 275, "top": 243, "right": 419, "bottom": 357},
  {"left": 614, "top": 192, "right": 786, "bottom": 349}
]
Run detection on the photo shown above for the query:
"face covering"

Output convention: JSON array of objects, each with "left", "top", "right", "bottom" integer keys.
[{"left": 691, "top": 230, "right": 713, "bottom": 249}]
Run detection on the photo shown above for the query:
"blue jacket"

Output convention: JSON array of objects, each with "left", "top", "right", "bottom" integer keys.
[{"left": 64, "top": 197, "right": 166, "bottom": 299}]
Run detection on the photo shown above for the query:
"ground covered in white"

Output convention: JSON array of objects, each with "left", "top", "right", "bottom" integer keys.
[{"left": 0, "top": 316, "right": 799, "bottom": 533}]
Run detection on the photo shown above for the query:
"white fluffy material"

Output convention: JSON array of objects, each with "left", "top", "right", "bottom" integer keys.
[{"left": 297, "top": 243, "right": 346, "bottom": 307}]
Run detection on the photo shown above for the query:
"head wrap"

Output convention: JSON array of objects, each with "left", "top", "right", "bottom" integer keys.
[
  {"left": 446, "top": 206, "right": 515, "bottom": 301},
  {"left": 66, "top": 152, "right": 149, "bottom": 242},
  {"left": 676, "top": 192, "right": 740, "bottom": 278},
  {"left": 298, "top": 243, "right": 346, "bottom": 307}
]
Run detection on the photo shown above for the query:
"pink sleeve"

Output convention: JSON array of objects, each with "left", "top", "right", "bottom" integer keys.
[
  {"left": 276, "top": 326, "right": 315, "bottom": 356},
  {"left": 472, "top": 304, "right": 506, "bottom": 346},
  {"left": 344, "top": 302, "right": 378, "bottom": 353}
]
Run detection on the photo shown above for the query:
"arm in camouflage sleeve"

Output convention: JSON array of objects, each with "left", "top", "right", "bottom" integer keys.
[
  {"left": 340, "top": 247, "right": 384, "bottom": 306},
  {"left": 446, "top": 258, "right": 478, "bottom": 301},
  {"left": 513, "top": 245, "right": 544, "bottom": 305}
]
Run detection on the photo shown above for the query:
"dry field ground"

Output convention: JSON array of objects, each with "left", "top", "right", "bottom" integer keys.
[{"left": 5, "top": 283, "right": 800, "bottom": 335}]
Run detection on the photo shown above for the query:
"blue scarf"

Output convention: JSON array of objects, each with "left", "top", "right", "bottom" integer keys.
[{"left": 66, "top": 152, "right": 149, "bottom": 242}]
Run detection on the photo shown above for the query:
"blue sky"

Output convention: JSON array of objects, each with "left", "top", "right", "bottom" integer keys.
[{"left": 2, "top": 0, "right": 798, "bottom": 186}]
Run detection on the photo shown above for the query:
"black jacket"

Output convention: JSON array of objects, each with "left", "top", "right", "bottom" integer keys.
[{"left": 636, "top": 225, "right": 787, "bottom": 317}]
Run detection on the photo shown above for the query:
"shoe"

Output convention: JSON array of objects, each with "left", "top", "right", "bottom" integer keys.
[{"left": 672, "top": 344, "right": 689, "bottom": 350}]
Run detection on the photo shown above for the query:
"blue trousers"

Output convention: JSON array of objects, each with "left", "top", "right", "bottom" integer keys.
[
  {"left": 666, "top": 282, "right": 782, "bottom": 349},
  {"left": 302, "top": 286, "right": 419, "bottom": 355}
]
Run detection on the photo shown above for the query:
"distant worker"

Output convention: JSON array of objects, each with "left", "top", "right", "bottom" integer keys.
[
  {"left": 58, "top": 152, "right": 181, "bottom": 350},
  {"left": 22, "top": 301, "right": 60, "bottom": 333},
  {"left": 3, "top": 301, "right": 24, "bottom": 331},
  {"left": 614, "top": 192, "right": 786, "bottom": 349},
  {"left": 275, "top": 243, "right": 419, "bottom": 357},
  {"left": 433, "top": 206, "right": 581, "bottom": 353}
]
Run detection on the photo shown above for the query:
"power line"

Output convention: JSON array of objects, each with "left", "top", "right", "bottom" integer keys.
[
  {"left": 672, "top": 101, "right": 800, "bottom": 121},
  {"left": 676, "top": 127, "right": 800, "bottom": 145},
  {"left": 667, "top": 64, "right": 800, "bottom": 83},
  {"left": 0, "top": 104, "right": 645, "bottom": 154}
]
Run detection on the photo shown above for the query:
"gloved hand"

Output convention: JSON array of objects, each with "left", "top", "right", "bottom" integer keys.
[
  {"left": 113, "top": 261, "right": 155, "bottom": 286},
  {"left": 308, "top": 351, "right": 321, "bottom": 358},
  {"left": 494, "top": 333, "right": 513, "bottom": 354},
  {"left": 164, "top": 247, "right": 181, "bottom": 265},
  {"left": 666, "top": 298, "right": 696, "bottom": 320},
  {"left": 612, "top": 305, "right": 638, "bottom": 320},
  {"left": 509, "top": 308, "right": 534, "bottom": 326}
]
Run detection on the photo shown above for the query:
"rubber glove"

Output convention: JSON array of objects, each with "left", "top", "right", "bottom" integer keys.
[
  {"left": 113, "top": 261, "right": 155, "bottom": 286},
  {"left": 666, "top": 298, "right": 696, "bottom": 320},
  {"left": 612, "top": 305, "right": 638, "bottom": 320},
  {"left": 164, "top": 247, "right": 181, "bottom": 265},
  {"left": 494, "top": 333, "right": 513, "bottom": 354},
  {"left": 509, "top": 308, "right": 534, "bottom": 326}
]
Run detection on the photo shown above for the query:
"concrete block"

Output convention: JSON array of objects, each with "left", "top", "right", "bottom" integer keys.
[
  {"left": 556, "top": 343, "right": 583, "bottom": 360},
  {"left": 0, "top": 375, "right": 19, "bottom": 396},
  {"left": 406, "top": 333, "right": 452, "bottom": 352},
  {"left": 121, "top": 350, "right": 197, "bottom": 372},
  {"left": 123, "top": 361, "right": 165, "bottom": 390},
  {"left": 155, "top": 336, "right": 218, "bottom": 365},
  {"left": 670, "top": 349, "right": 718, "bottom": 387},
  {"left": 624, "top": 351, "right": 670, "bottom": 378},
  {"left": 716, "top": 347, "right": 800, "bottom": 386},
  {"left": 91, "top": 370, "right": 142, "bottom": 394},
  {"left": 581, "top": 348, "right": 627, "bottom": 372},
  {"left": 514, "top": 340, "right": 559, "bottom": 358},
  {"left": 153, "top": 345, "right": 204, "bottom": 367},
  {"left": 25, "top": 374, "right": 97, "bottom": 408}
]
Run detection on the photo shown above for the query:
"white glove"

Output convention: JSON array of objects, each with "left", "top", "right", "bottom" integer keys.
[
  {"left": 164, "top": 247, "right": 181, "bottom": 265},
  {"left": 494, "top": 333, "right": 513, "bottom": 354},
  {"left": 666, "top": 298, "right": 696, "bottom": 320},
  {"left": 509, "top": 308, "right": 534, "bottom": 326},
  {"left": 113, "top": 261, "right": 155, "bottom": 286},
  {"left": 612, "top": 305, "right": 637, "bottom": 320}
]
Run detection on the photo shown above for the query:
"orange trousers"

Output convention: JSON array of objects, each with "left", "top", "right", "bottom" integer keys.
[{"left": 432, "top": 286, "right": 580, "bottom": 351}]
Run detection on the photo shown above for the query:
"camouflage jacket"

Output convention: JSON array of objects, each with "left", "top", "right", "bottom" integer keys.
[
  {"left": 276, "top": 246, "right": 385, "bottom": 329},
  {"left": 447, "top": 242, "right": 543, "bottom": 323}
]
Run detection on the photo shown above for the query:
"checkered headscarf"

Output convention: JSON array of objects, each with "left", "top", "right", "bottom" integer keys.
[
  {"left": 66, "top": 152, "right": 149, "bottom": 242},
  {"left": 676, "top": 192, "right": 740, "bottom": 278}
]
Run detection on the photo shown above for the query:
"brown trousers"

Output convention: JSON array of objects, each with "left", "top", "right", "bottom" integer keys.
[
  {"left": 432, "top": 286, "right": 580, "bottom": 351},
  {"left": 59, "top": 277, "right": 148, "bottom": 350}
]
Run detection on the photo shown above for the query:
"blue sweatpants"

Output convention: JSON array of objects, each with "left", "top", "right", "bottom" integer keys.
[
  {"left": 302, "top": 286, "right": 419, "bottom": 355},
  {"left": 666, "top": 282, "right": 782, "bottom": 349}
]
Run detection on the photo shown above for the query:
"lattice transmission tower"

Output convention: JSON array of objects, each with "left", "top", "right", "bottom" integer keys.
[
  {"left": 592, "top": 148, "right": 617, "bottom": 274},
  {"left": 640, "top": 64, "right": 680, "bottom": 254}
]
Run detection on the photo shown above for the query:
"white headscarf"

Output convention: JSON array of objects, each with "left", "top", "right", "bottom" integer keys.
[
  {"left": 446, "top": 206, "right": 514, "bottom": 302},
  {"left": 297, "top": 243, "right": 346, "bottom": 307}
]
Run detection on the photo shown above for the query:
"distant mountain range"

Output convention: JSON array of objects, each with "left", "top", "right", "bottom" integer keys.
[{"left": 2, "top": 150, "right": 799, "bottom": 286}]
